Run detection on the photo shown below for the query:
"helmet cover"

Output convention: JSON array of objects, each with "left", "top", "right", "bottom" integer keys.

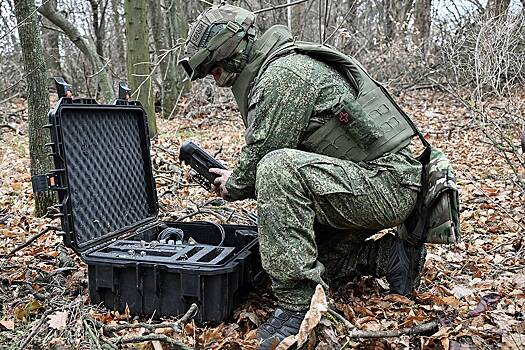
[{"left": 179, "top": 4, "right": 256, "bottom": 81}]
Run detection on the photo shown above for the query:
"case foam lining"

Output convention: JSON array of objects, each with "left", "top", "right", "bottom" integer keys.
[{"left": 60, "top": 107, "right": 156, "bottom": 247}]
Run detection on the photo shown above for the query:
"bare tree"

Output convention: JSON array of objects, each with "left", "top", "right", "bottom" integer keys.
[
  {"left": 109, "top": 0, "right": 126, "bottom": 78},
  {"left": 41, "top": 0, "right": 61, "bottom": 76},
  {"left": 38, "top": 2, "right": 114, "bottom": 102},
  {"left": 88, "top": 0, "right": 109, "bottom": 60},
  {"left": 485, "top": 0, "right": 511, "bottom": 18},
  {"left": 125, "top": 0, "right": 156, "bottom": 137},
  {"left": 376, "top": 0, "right": 414, "bottom": 42},
  {"left": 149, "top": 0, "right": 179, "bottom": 119},
  {"left": 413, "top": 0, "right": 432, "bottom": 49},
  {"left": 13, "top": 0, "right": 54, "bottom": 217}
]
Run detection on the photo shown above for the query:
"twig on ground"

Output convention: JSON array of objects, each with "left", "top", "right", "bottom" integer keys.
[
  {"left": 330, "top": 308, "right": 439, "bottom": 339},
  {"left": 340, "top": 320, "right": 439, "bottom": 339},
  {"left": 103, "top": 303, "right": 198, "bottom": 333},
  {"left": 0, "top": 124, "right": 24, "bottom": 135},
  {"left": 111, "top": 334, "right": 193, "bottom": 349},
  {"left": 460, "top": 172, "right": 525, "bottom": 253},
  {"left": 6, "top": 226, "right": 60, "bottom": 258},
  {"left": 18, "top": 310, "right": 53, "bottom": 349},
  {"left": 0, "top": 92, "right": 20, "bottom": 104},
  {"left": 84, "top": 319, "right": 103, "bottom": 350},
  {"left": 176, "top": 303, "right": 199, "bottom": 328},
  {"left": 327, "top": 308, "right": 356, "bottom": 330}
]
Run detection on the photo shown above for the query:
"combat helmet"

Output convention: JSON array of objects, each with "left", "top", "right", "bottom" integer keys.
[{"left": 179, "top": 3, "right": 257, "bottom": 86}]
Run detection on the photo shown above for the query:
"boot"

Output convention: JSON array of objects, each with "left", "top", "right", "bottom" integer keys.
[
  {"left": 387, "top": 236, "right": 426, "bottom": 295},
  {"left": 256, "top": 307, "right": 307, "bottom": 350}
]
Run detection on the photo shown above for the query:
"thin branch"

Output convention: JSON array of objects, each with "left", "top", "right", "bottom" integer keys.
[
  {"left": 111, "top": 334, "right": 193, "bottom": 349},
  {"left": 87, "top": 58, "right": 112, "bottom": 78},
  {"left": 0, "top": 124, "right": 18, "bottom": 133},
  {"left": 18, "top": 310, "right": 53, "bottom": 349},
  {"left": 341, "top": 319, "right": 439, "bottom": 339},
  {"left": 0, "top": 0, "right": 52, "bottom": 41},
  {"left": 103, "top": 303, "right": 198, "bottom": 333},
  {"left": 323, "top": 1, "right": 357, "bottom": 44},
  {"left": 254, "top": 0, "right": 310, "bottom": 14},
  {"left": 6, "top": 226, "right": 60, "bottom": 258}
]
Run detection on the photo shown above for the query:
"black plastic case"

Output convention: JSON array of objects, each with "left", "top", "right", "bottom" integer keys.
[{"left": 38, "top": 96, "right": 260, "bottom": 322}]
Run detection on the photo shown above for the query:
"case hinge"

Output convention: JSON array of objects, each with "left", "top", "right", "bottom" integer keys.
[{"left": 31, "top": 174, "right": 58, "bottom": 193}]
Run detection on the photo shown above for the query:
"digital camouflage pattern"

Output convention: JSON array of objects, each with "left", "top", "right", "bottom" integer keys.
[
  {"left": 397, "top": 147, "right": 461, "bottom": 245},
  {"left": 255, "top": 148, "right": 420, "bottom": 310},
  {"left": 424, "top": 148, "right": 460, "bottom": 243},
  {"left": 224, "top": 27, "right": 423, "bottom": 310}
]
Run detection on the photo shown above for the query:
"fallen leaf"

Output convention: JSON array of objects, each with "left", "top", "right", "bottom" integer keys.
[
  {"left": 468, "top": 293, "right": 500, "bottom": 317},
  {"left": 452, "top": 285, "right": 474, "bottom": 299},
  {"left": 384, "top": 294, "right": 414, "bottom": 305},
  {"left": 238, "top": 311, "right": 261, "bottom": 327},
  {"left": 13, "top": 299, "right": 43, "bottom": 321},
  {"left": 0, "top": 320, "right": 14, "bottom": 330},
  {"left": 275, "top": 284, "right": 328, "bottom": 350},
  {"left": 48, "top": 311, "right": 68, "bottom": 330},
  {"left": 152, "top": 340, "right": 164, "bottom": 350}
]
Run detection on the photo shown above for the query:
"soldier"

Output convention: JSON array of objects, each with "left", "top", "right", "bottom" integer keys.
[{"left": 179, "top": 4, "right": 426, "bottom": 349}]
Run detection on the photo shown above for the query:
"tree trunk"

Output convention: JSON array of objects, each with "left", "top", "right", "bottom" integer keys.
[
  {"left": 291, "top": 0, "right": 304, "bottom": 38},
  {"left": 38, "top": 2, "right": 114, "bottom": 102},
  {"left": 13, "top": 0, "right": 55, "bottom": 217},
  {"left": 149, "top": 0, "right": 178, "bottom": 119},
  {"left": 125, "top": 0, "right": 156, "bottom": 137},
  {"left": 42, "top": 0, "right": 61, "bottom": 76},
  {"left": 380, "top": 0, "right": 415, "bottom": 42},
  {"left": 413, "top": 0, "right": 432, "bottom": 50},
  {"left": 485, "top": 0, "right": 511, "bottom": 18},
  {"left": 166, "top": 0, "right": 191, "bottom": 103},
  {"left": 110, "top": 0, "right": 126, "bottom": 78},
  {"left": 88, "top": 0, "right": 104, "bottom": 59}
]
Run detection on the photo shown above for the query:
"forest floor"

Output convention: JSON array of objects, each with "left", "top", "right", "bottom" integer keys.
[{"left": 0, "top": 86, "right": 524, "bottom": 350}]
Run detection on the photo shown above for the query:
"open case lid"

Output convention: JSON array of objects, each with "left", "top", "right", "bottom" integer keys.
[{"left": 45, "top": 96, "right": 158, "bottom": 254}]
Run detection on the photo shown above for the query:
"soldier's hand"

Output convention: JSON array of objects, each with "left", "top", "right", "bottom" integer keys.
[{"left": 209, "top": 168, "right": 233, "bottom": 201}]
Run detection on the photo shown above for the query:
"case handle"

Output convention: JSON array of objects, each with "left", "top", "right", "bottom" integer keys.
[{"left": 53, "top": 77, "right": 74, "bottom": 98}]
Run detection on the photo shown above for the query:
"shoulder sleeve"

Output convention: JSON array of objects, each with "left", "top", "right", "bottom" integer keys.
[{"left": 226, "top": 63, "right": 318, "bottom": 200}]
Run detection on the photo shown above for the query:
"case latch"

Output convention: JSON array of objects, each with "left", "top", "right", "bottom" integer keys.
[{"left": 31, "top": 174, "right": 57, "bottom": 193}]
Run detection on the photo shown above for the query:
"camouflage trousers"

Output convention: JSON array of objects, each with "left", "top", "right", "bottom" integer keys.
[{"left": 255, "top": 148, "right": 420, "bottom": 311}]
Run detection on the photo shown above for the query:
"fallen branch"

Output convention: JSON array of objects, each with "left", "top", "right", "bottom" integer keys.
[
  {"left": 103, "top": 303, "right": 198, "bottom": 333},
  {"left": 0, "top": 124, "right": 23, "bottom": 135},
  {"left": 327, "top": 308, "right": 356, "bottom": 330},
  {"left": 6, "top": 226, "right": 60, "bottom": 258},
  {"left": 345, "top": 320, "right": 439, "bottom": 338},
  {"left": 18, "top": 310, "right": 52, "bottom": 349},
  {"left": 111, "top": 334, "right": 193, "bottom": 349}
]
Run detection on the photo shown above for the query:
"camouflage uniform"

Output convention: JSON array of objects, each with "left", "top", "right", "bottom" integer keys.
[{"left": 225, "top": 28, "right": 422, "bottom": 311}]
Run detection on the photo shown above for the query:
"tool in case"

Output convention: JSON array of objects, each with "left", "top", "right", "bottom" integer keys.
[{"left": 32, "top": 78, "right": 261, "bottom": 322}]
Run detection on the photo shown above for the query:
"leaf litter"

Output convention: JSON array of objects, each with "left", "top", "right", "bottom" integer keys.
[{"left": 0, "top": 87, "right": 524, "bottom": 349}]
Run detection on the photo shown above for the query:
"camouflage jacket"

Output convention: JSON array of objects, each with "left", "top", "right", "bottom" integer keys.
[{"left": 226, "top": 26, "right": 421, "bottom": 200}]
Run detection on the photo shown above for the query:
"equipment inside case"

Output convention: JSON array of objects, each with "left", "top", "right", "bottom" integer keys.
[{"left": 33, "top": 79, "right": 260, "bottom": 322}]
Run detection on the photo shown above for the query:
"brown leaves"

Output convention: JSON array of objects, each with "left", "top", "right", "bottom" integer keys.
[
  {"left": 1, "top": 90, "right": 525, "bottom": 349},
  {"left": 13, "top": 299, "right": 43, "bottom": 321}
]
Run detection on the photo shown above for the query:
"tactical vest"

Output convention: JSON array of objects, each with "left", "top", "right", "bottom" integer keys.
[{"left": 250, "top": 38, "right": 417, "bottom": 162}]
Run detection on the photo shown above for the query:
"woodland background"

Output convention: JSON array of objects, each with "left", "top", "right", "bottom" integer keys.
[{"left": 0, "top": 0, "right": 525, "bottom": 349}]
